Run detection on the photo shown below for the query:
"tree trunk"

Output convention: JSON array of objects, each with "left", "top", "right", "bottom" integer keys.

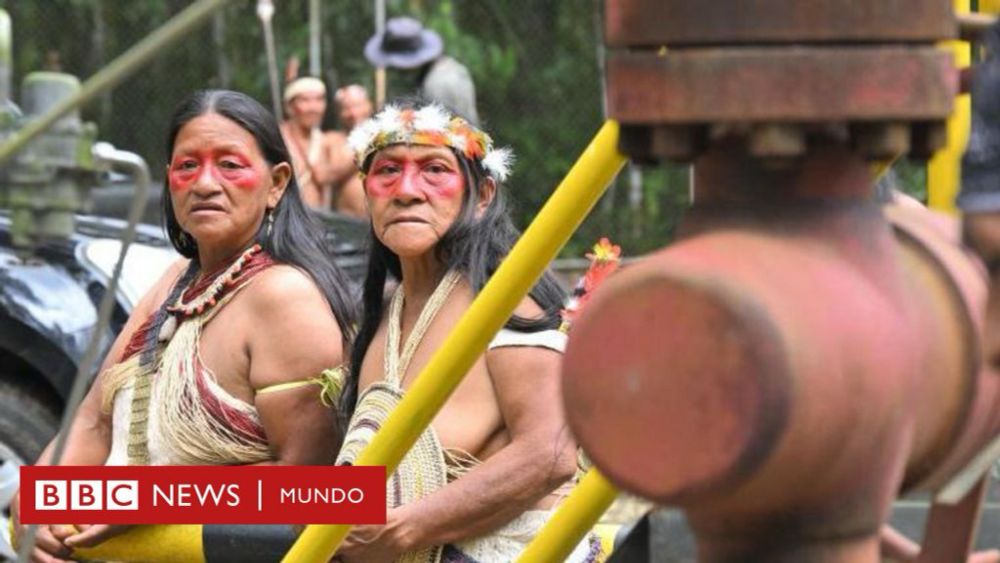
[{"left": 212, "top": 11, "right": 231, "bottom": 88}]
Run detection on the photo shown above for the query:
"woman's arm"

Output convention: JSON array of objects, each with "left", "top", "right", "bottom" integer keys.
[
  {"left": 322, "top": 132, "right": 358, "bottom": 186},
  {"left": 337, "top": 338, "right": 577, "bottom": 560},
  {"left": 246, "top": 266, "right": 345, "bottom": 465}
]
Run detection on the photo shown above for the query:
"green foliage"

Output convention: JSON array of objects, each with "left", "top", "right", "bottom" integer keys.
[
  {"left": 895, "top": 158, "right": 929, "bottom": 202},
  {"left": 0, "top": 0, "right": 691, "bottom": 257}
]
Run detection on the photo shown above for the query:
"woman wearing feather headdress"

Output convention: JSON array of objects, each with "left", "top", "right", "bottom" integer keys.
[{"left": 335, "top": 101, "right": 607, "bottom": 562}]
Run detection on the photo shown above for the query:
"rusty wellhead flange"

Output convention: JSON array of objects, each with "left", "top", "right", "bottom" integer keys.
[{"left": 605, "top": 0, "right": 959, "bottom": 164}]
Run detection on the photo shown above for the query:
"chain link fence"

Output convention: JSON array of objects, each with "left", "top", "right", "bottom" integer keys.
[{"left": 1, "top": 0, "right": 690, "bottom": 257}]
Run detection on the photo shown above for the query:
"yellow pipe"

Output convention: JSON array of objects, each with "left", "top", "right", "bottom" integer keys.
[
  {"left": 516, "top": 469, "right": 620, "bottom": 562},
  {"left": 282, "top": 121, "right": 628, "bottom": 563},
  {"left": 981, "top": 0, "right": 1000, "bottom": 14},
  {"left": 928, "top": 0, "right": 972, "bottom": 213},
  {"left": 73, "top": 525, "right": 204, "bottom": 563}
]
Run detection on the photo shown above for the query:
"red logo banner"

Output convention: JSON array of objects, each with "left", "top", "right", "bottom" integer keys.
[{"left": 19, "top": 466, "right": 386, "bottom": 525}]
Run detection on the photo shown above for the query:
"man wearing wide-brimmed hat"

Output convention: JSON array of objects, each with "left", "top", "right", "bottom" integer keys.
[{"left": 365, "top": 16, "right": 480, "bottom": 125}]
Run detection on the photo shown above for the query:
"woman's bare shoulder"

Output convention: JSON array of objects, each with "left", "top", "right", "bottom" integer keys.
[
  {"left": 245, "top": 264, "right": 327, "bottom": 307},
  {"left": 242, "top": 265, "right": 340, "bottom": 333},
  {"left": 242, "top": 265, "right": 343, "bottom": 388}
]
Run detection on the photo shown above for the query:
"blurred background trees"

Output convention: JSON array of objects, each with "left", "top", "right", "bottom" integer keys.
[{"left": 0, "top": 0, "right": 928, "bottom": 256}]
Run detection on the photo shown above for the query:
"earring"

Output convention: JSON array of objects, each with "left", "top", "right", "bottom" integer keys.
[
  {"left": 266, "top": 211, "right": 274, "bottom": 238},
  {"left": 177, "top": 230, "right": 193, "bottom": 248}
]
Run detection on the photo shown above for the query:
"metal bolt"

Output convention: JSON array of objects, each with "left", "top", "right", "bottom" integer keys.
[
  {"left": 650, "top": 125, "right": 706, "bottom": 164},
  {"left": 852, "top": 122, "right": 911, "bottom": 161},
  {"left": 748, "top": 124, "right": 806, "bottom": 159},
  {"left": 910, "top": 121, "right": 948, "bottom": 160}
]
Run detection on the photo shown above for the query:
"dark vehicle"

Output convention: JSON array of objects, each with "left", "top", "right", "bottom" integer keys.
[
  {"left": 0, "top": 210, "right": 364, "bottom": 557},
  {"left": 0, "top": 209, "right": 365, "bottom": 559},
  {"left": 0, "top": 213, "right": 177, "bottom": 558}
]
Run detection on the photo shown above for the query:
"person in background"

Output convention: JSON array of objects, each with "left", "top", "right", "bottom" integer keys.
[
  {"left": 326, "top": 84, "right": 373, "bottom": 218},
  {"left": 364, "top": 17, "right": 480, "bottom": 125},
  {"left": 333, "top": 101, "right": 603, "bottom": 562},
  {"left": 280, "top": 76, "right": 341, "bottom": 209}
]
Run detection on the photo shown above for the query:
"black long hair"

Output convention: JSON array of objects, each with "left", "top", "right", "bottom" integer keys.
[
  {"left": 342, "top": 100, "right": 566, "bottom": 417},
  {"left": 161, "top": 89, "right": 357, "bottom": 346}
]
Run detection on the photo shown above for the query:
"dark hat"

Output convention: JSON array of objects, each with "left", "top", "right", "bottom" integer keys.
[{"left": 365, "top": 17, "right": 443, "bottom": 69}]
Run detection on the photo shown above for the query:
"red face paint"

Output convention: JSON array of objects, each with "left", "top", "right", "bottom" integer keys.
[
  {"left": 365, "top": 151, "right": 464, "bottom": 201},
  {"left": 168, "top": 150, "right": 262, "bottom": 193}
]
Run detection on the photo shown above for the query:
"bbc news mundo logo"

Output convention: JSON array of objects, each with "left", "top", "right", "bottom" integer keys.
[
  {"left": 35, "top": 480, "right": 139, "bottom": 511},
  {"left": 20, "top": 466, "right": 385, "bottom": 524}
]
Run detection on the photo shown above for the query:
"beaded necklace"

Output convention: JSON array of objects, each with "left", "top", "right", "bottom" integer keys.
[
  {"left": 169, "top": 244, "right": 262, "bottom": 317},
  {"left": 158, "top": 244, "right": 263, "bottom": 342}
]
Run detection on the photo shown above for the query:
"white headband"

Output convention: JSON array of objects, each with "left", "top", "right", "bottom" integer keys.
[{"left": 283, "top": 77, "right": 326, "bottom": 103}]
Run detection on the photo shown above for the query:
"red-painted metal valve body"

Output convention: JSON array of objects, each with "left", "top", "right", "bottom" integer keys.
[{"left": 562, "top": 146, "right": 1000, "bottom": 562}]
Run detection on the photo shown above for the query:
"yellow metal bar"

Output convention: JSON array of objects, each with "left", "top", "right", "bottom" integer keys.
[
  {"left": 981, "top": 0, "right": 1000, "bottom": 14},
  {"left": 928, "top": 0, "right": 973, "bottom": 213},
  {"left": 282, "top": 121, "right": 627, "bottom": 563},
  {"left": 72, "top": 525, "right": 204, "bottom": 563},
  {"left": 517, "top": 469, "right": 620, "bottom": 562},
  {"left": 871, "top": 157, "right": 900, "bottom": 182}
]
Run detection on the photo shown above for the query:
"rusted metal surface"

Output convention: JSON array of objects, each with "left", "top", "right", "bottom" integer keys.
[
  {"left": 564, "top": 148, "right": 915, "bottom": 561},
  {"left": 619, "top": 124, "right": 708, "bottom": 164},
  {"left": 605, "top": 0, "right": 955, "bottom": 47},
  {"left": 911, "top": 121, "right": 950, "bottom": 159},
  {"left": 606, "top": 47, "right": 957, "bottom": 125},
  {"left": 564, "top": 211, "right": 915, "bottom": 560},
  {"left": 918, "top": 478, "right": 993, "bottom": 563},
  {"left": 585, "top": 1, "right": 998, "bottom": 559},
  {"left": 886, "top": 204, "right": 1000, "bottom": 497},
  {"left": 562, "top": 145, "right": 1000, "bottom": 561},
  {"left": 747, "top": 124, "right": 806, "bottom": 158},
  {"left": 851, "top": 122, "right": 912, "bottom": 161}
]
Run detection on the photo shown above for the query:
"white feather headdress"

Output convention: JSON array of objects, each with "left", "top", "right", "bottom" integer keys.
[{"left": 347, "top": 103, "right": 514, "bottom": 182}]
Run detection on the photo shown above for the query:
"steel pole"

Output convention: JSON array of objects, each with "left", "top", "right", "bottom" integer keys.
[
  {"left": 0, "top": 0, "right": 234, "bottom": 165},
  {"left": 281, "top": 121, "right": 627, "bottom": 563}
]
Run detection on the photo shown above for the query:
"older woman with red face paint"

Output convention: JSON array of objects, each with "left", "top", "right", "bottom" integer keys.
[
  {"left": 12, "top": 90, "right": 356, "bottom": 562},
  {"left": 334, "top": 102, "right": 601, "bottom": 562}
]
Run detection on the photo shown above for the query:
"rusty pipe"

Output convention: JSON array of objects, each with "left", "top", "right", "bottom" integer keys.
[
  {"left": 562, "top": 145, "right": 1000, "bottom": 561},
  {"left": 885, "top": 204, "right": 1000, "bottom": 498}
]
